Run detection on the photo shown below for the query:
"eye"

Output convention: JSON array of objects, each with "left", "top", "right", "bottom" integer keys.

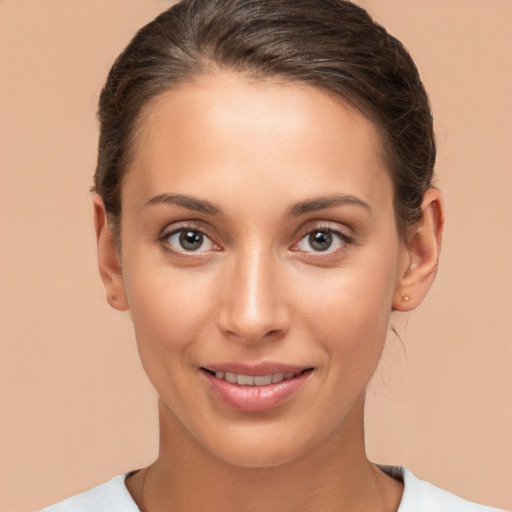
[
  {"left": 165, "top": 229, "right": 217, "bottom": 253},
  {"left": 294, "top": 229, "right": 349, "bottom": 253}
]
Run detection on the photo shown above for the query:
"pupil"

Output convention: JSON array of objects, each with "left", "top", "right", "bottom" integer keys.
[
  {"left": 310, "top": 231, "right": 332, "bottom": 251},
  {"left": 179, "top": 230, "right": 203, "bottom": 250}
]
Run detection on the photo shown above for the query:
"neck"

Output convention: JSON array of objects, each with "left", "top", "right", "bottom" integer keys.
[{"left": 130, "top": 395, "right": 402, "bottom": 512}]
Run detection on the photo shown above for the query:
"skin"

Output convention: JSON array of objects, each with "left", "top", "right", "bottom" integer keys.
[{"left": 94, "top": 73, "right": 443, "bottom": 512}]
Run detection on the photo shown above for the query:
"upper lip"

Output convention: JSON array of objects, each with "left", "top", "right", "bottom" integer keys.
[{"left": 201, "top": 362, "right": 312, "bottom": 376}]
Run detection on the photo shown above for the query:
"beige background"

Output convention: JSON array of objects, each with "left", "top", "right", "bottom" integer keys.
[{"left": 0, "top": 1, "right": 511, "bottom": 511}]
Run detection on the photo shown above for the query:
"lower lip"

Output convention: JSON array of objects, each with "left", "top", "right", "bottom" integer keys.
[{"left": 201, "top": 370, "right": 311, "bottom": 412}]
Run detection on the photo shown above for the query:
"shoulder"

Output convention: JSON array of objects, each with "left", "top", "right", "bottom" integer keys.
[
  {"left": 38, "top": 467, "right": 508, "bottom": 512},
  {"left": 38, "top": 474, "right": 140, "bottom": 512},
  {"left": 381, "top": 466, "right": 507, "bottom": 512}
]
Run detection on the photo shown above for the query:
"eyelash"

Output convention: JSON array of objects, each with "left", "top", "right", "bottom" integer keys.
[
  {"left": 158, "top": 225, "right": 220, "bottom": 255},
  {"left": 157, "top": 224, "right": 355, "bottom": 256},
  {"left": 292, "top": 226, "right": 355, "bottom": 255}
]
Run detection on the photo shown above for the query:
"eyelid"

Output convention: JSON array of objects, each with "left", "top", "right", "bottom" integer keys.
[
  {"left": 157, "top": 221, "right": 222, "bottom": 254},
  {"left": 156, "top": 220, "right": 354, "bottom": 256},
  {"left": 290, "top": 222, "right": 355, "bottom": 254}
]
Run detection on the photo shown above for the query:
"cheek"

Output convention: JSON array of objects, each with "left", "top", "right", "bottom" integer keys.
[
  {"left": 314, "top": 292, "right": 391, "bottom": 382},
  {"left": 299, "top": 257, "right": 396, "bottom": 323},
  {"left": 294, "top": 251, "right": 398, "bottom": 370},
  {"left": 122, "top": 256, "right": 218, "bottom": 380}
]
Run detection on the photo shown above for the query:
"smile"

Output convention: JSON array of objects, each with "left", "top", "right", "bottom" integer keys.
[
  {"left": 206, "top": 370, "right": 305, "bottom": 386},
  {"left": 201, "top": 366, "right": 313, "bottom": 412}
]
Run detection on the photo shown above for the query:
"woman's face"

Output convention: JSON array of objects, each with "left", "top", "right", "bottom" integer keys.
[{"left": 116, "top": 73, "right": 410, "bottom": 467}]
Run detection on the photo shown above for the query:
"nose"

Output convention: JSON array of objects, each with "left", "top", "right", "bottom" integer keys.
[{"left": 217, "top": 245, "right": 290, "bottom": 344}]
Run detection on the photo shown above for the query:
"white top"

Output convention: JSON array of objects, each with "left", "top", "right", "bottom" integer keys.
[{"left": 39, "top": 466, "right": 506, "bottom": 512}]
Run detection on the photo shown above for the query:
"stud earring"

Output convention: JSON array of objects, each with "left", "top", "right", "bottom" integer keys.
[{"left": 402, "top": 295, "right": 411, "bottom": 302}]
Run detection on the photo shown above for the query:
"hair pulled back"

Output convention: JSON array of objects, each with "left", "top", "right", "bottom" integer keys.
[{"left": 94, "top": 0, "right": 435, "bottom": 237}]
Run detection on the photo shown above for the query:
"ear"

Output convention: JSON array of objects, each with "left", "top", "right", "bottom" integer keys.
[
  {"left": 93, "top": 195, "right": 129, "bottom": 311},
  {"left": 393, "top": 188, "right": 444, "bottom": 312}
]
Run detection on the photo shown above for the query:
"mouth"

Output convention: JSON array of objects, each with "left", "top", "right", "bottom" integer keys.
[
  {"left": 200, "top": 365, "right": 314, "bottom": 412},
  {"left": 201, "top": 367, "right": 313, "bottom": 386}
]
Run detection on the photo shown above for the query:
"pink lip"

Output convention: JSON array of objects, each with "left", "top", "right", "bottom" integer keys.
[{"left": 201, "top": 365, "right": 312, "bottom": 413}]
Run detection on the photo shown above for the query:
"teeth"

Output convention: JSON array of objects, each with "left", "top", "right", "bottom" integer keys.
[
  {"left": 254, "top": 375, "right": 272, "bottom": 386},
  {"left": 213, "top": 370, "right": 301, "bottom": 386},
  {"left": 237, "top": 374, "right": 254, "bottom": 386},
  {"left": 225, "top": 372, "right": 237, "bottom": 383},
  {"left": 271, "top": 373, "right": 284, "bottom": 383}
]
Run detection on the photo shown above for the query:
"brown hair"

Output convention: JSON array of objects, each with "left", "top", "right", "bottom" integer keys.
[{"left": 94, "top": 0, "right": 435, "bottom": 237}]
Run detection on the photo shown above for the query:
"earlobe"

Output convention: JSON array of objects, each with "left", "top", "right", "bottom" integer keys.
[
  {"left": 93, "top": 195, "right": 129, "bottom": 312},
  {"left": 393, "top": 188, "right": 444, "bottom": 312}
]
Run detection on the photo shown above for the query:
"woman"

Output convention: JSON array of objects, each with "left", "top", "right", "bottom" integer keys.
[{"left": 40, "top": 0, "right": 505, "bottom": 511}]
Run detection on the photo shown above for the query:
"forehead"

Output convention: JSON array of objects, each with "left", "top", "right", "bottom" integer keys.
[{"left": 122, "top": 73, "right": 393, "bottom": 215}]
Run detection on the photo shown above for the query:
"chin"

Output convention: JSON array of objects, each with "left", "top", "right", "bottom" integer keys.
[
  {"left": 208, "top": 440, "right": 302, "bottom": 469},
  {"left": 197, "top": 422, "right": 322, "bottom": 469}
]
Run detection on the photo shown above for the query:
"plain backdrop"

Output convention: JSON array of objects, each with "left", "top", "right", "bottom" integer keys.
[{"left": 0, "top": 1, "right": 511, "bottom": 511}]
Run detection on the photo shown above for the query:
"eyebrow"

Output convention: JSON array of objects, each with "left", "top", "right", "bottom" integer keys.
[
  {"left": 287, "top": 194, "right": 372, "bottom": 217},
  {"left": 145, "top": 193, "right": 224, "bottom": 216},
  {"left": 144, "top": 192, "right": 371, "bottom": 217}
]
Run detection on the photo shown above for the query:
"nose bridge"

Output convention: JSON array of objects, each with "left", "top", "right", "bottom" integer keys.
[{"left": 218, "top": 241, "right": 288, "bottom": 343}]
